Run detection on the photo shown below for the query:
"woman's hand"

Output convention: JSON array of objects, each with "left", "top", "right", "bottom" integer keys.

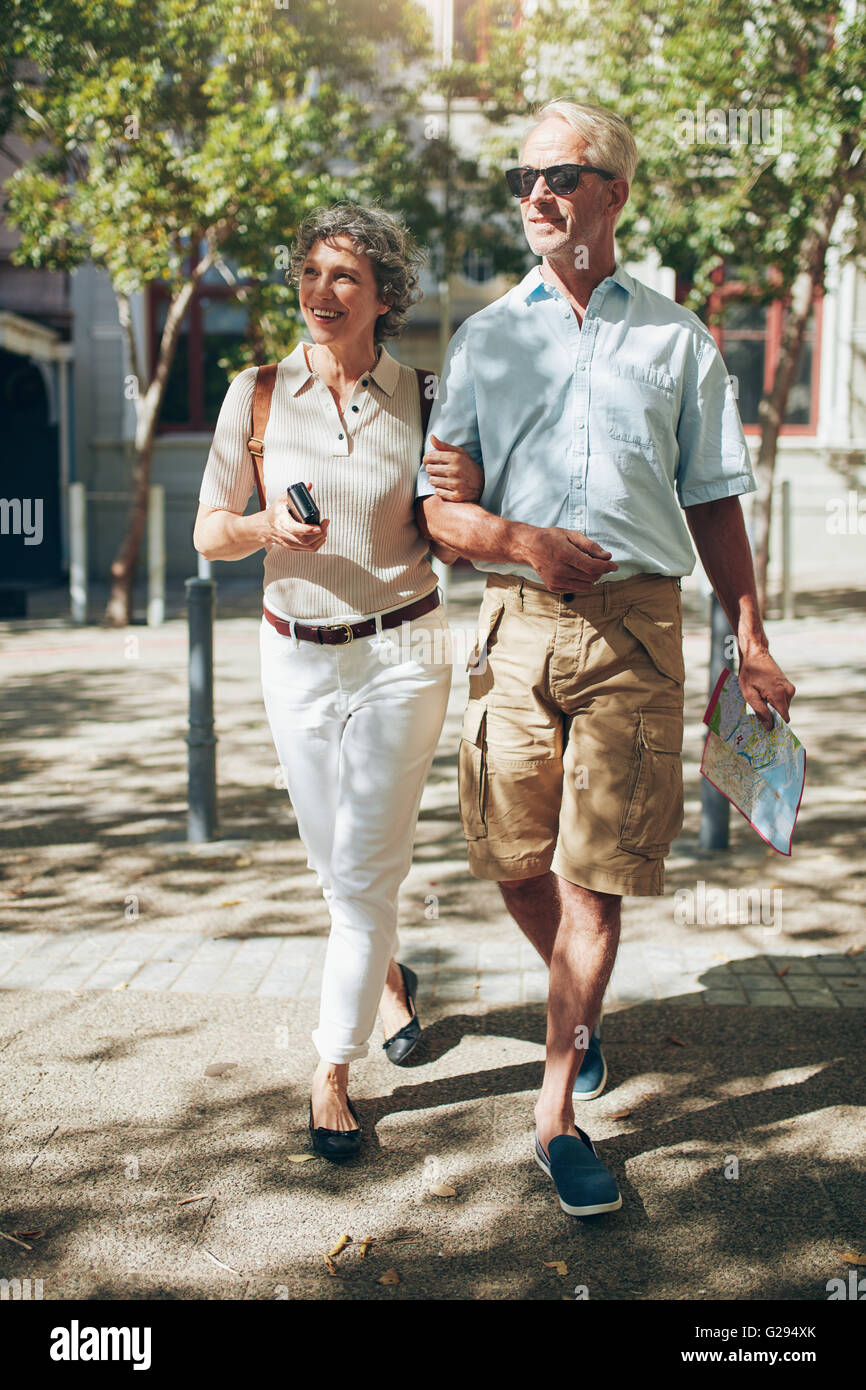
[
  {"left": 263, "top": 484, "right": 329, "bottom": 553},
  {"left": 422, "top": 435, "right": 484, "bottom": 502}
]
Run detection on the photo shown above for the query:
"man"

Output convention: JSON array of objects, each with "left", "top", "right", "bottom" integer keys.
[{"left": 416, "top": 99, "right": 795, "bottom": 1217}]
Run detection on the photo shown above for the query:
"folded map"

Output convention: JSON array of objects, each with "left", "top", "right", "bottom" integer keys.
[{"left": 701, "top": 669, "right": 805, "bottom": 855}]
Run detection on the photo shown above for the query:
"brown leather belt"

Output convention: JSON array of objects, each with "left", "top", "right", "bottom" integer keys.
[{"left": 263, "top": 588, "right": 440, "bottom": 645}]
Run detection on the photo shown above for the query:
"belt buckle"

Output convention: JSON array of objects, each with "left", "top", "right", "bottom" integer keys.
[{"left": 331, "top": 623, "right": 354, "bottom": 645}]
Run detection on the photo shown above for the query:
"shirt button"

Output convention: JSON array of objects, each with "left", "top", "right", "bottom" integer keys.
[
  {"left": 351, "top": 405, "right": 359, "bottom": 412},
  {"left": 338, "top": 432, "right": 344, "bottom": 440},
  {"left": 361, "top": 379, "right": 369, "bottom": 387}
]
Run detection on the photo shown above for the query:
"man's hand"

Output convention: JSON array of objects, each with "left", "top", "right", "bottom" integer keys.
[
  {"left": 521, "top": 526, "right": 618, "bottom": 593},
  {"left": 738, "top": 643, "right": 796, "bottom": 730},
  {"left": 422, "top": 435, "right": 484, "bottom": 502},
  {"left": 263, "top": 484, "right": 329, "bottom": 553}
]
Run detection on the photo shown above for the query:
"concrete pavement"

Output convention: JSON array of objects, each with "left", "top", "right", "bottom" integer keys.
[{"left": 0, "top": 571, "right": 864, "bottom": 1299}]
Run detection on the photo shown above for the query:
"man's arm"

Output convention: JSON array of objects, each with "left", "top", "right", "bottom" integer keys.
[
  {"left": 417, "top": 494, "right": 617, "bottom": 593},
  {"left": 685, "top": 495, "right": 795, "bottom": 728}
]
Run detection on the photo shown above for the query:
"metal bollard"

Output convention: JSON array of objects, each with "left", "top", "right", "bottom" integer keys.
[
  {"left": 147, "top": 484, "right": 165, "bottom": 626},
  {"left": 186, "top": 577, "right": 218, "bottom": 842},
  {"left": 69, "top": 482, "right": 87, "bottom": 624},
  {"left": 781, "top": 479, "right": 793, "bottom": 620},
  {"left": 699, "top": 592, "right": 734, "bottom": 850}
]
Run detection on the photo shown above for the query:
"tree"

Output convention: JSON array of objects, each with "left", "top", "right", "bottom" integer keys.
[
  {"left": 4, "top": 0, "right": 430, "bottom": 624},
  {"left": 475, "top": 0, "right": 866, "bottom": 611}
]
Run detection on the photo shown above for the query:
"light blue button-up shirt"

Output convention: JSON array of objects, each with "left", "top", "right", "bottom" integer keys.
[{"left": 416, "top": 263, "right": 755, "bottom": 584}]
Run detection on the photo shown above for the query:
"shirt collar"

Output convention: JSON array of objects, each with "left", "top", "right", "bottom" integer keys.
[
  {"left": 281, "top": 340, "right": 400, "bottom": 396},
  {"left": 520, "top": 261, "right": 635, "bottom": 303}
]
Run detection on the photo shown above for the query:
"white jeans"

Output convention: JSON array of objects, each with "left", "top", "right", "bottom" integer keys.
[{"left": 259, "top": 598, "right": 452, "bottom": 1064}]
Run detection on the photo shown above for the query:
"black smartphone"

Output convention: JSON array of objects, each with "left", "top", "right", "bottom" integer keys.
[{"left": 286, "top": 482, "right": 321, "bottom": 527}]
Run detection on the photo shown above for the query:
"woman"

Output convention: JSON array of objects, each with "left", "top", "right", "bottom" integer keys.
[{"left": 193, "top": 203, "right": 480, "bottom": 1162}]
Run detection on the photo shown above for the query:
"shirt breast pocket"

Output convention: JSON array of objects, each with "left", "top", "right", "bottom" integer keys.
[{"left": 602, "top": 366, "right": 677, "bottom": 460}]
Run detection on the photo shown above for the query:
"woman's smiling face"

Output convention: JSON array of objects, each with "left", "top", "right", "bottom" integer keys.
[{"left": 298, "top": 235, "right": 391, "bottom": 350}]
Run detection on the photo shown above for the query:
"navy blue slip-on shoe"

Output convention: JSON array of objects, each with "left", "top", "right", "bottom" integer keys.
[
  {"left": 382, "top": 964, "right": 422, "bottom": 1065},
  {"left": 309, "top": 1096, "right": 362, "bottom": 1163},
  {"left": 573, "top": 1030, "right": 608, "bottom": 1101},
  {"left": 534, "top": 1127, "right": 622, "bottom": 1216}
]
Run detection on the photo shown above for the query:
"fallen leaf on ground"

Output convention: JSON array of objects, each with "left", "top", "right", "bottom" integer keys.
[
  {"left": 202, "top": 1249, "right": 240, "bottom": 1275},
  {"left": 841, "top": 979, "right": 860, "bottom": 987},
  {"left": 543, "top": 1260, "right": 568, "bottom": 1275},
  {"left": 204, "top": 1062, "right": 238, "bottom": 1077},
  {"left": 328, "top": 1233, "right": 351, "bottom": 1258},
  {"left": 836, "top": 1250, "right": 866, "bottom": 1265},
  {"left": 378, "top": 1269, "right": 400, "bottom": 1285},
  {"left": 324, "top": 1255, "right": 339, "bottom": 1276},
  {"left": 666, "top": 1035, "right": 687, "bottom": 1047},
  {"left": 846, "top": 945, "right": 864, "bottom": 957},
  {"left": 0, "top": 1230, "right": 32, "bottom": 1250},
  {"left": 234, "top": 859, "right": 252, "bottom": 867},
  {"left": 113, "top": 981, "right": 129, "bottom": 991},
  {"left": 428, "top": 1183, "right": 456, "bottom": 1198},
  {"left": 220, "top": 900, "right": 242, "bottom": 907},
  {"left": 777, "top": 965, "right": 791, "bottom": 977},
  {"left": 359, "top": 1239, "right": 374, "bottom": 1259},
  {"left": 176, "top": 1194, "right": 211, "bottom": 1206},
  {"left": 13, "top": 1229, "right": 44, "bottom": 1240},
  {"left": 286, "top": 1154, "right": 316, "bottom": 1164},
  {"left": 612, "top": 1110, "right": 633, "bottom": 1120}
]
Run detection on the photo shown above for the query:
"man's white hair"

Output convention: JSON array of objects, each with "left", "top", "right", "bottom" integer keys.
[{"left": 525, "top": 100, "right": 638, "bottom": 187}]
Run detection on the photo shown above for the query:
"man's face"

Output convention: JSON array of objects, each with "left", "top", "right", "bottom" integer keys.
[{"left": 517, "top": 118, "right": 621, "bottom": 262}]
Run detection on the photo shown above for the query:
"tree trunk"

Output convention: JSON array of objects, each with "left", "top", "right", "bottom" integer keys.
[
  {"left": 104, "top": 264, "right": 211, "bottom": 625},
  {"left": 752, "top": 137, "right": 859, "bottom": 613},
  {"left": 751, "top": 271, "right": 815, "bottom": 615},
  {"left": 104, "top": 434, "right": 156, "bottom": 626}
]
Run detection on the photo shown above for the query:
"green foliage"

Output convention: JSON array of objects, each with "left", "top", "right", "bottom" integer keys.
[
  {"left": 507, "top": 0, "right": 866, "bottom": 313},
  {"left": 4, "top": 0, "right": 435, "bottom": 363}
]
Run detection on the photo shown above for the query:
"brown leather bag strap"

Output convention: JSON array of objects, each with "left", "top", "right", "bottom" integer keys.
[
  {"left": 414, "top": 366, "right": 437, "bottom": 440},
  {"left": 248, "top": 363, "right": 279, "bottom": 510}
]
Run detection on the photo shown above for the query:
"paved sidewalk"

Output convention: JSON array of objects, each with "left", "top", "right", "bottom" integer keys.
[
  {"left": 2, "top": 926, "right": 865, "bottom": 1008},
  {"left": 2, "top": 571, "right": 864, "bottom": 1007},
  {"left": 0, "top": 572, "right": 864, "bottom": 1299}
]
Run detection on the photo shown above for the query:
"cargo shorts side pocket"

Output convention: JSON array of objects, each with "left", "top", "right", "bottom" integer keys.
[
  {"left": 622, "top": 603, "right": 685, "bottom": 686},
  {"left": 466, "top": 595, "right": 506, "bottom": 698},
  {"left": 458, "top": 701, "right": 488, "bottom": 840},
  {"left": 618, "top": 707, "right": 684, "bottom": 858}
]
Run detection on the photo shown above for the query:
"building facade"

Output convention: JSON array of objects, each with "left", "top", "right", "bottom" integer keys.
[{"left": 2, "top": 0, "right": 864, "bottom": 609}]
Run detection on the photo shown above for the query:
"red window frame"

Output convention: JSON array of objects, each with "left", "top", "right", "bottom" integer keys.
[
  {"left": 147, "top": 275, "right": 247, "bottom": 434},
  {"left": 695, "top": 269, "right": 822, "bottom": 437},
  {"left": 454, "top": 0, "right": 522, "bottom": 63}
]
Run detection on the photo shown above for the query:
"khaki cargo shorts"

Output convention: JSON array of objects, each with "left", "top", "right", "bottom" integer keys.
[{"left": 458, "top": 572, "right": 685, "bottom": 896}]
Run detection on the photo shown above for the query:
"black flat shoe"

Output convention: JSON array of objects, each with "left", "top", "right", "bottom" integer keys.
[
  {"left": 382, "top": 963, "right": 422, "bottom": 1065},
  {"left": 308, "top": 1095, "right": 362, "bottom": 1163}
]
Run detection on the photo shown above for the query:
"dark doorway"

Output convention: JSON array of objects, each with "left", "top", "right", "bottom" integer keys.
[{"left": 0, "top": 347, "right": 62, "bottom": 590}]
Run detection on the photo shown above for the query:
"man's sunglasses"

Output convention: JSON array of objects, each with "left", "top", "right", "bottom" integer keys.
[{"left": 505, "top": 163, "right": 617, "bottom": 198}]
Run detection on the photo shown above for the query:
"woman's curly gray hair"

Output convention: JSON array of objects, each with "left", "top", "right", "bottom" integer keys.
[{"left": 288, "top": 203, "right": 426, "bottom": 343}]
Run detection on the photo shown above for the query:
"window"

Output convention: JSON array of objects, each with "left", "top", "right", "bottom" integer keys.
[
  {"left": 703, "top": 272, "right": 821, "bottom": 434},
  {"left": 453, "top": 0, "right": 520, "bottom": 63},
  {"left": 148, "top": 249, "right": 252, "bottom": 432},
  {"left": 461, "top": 247, "right": 496, "bottom": 283}
]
